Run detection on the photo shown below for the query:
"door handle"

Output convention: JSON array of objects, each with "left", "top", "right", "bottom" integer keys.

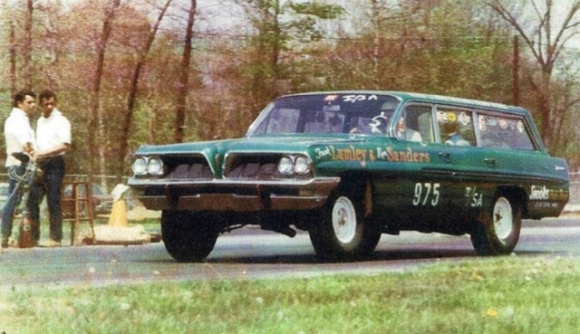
[
  {"left": 484, "top": 158, "right": 496, "bottom": 167},
  {"left": 438, "top": 152, "right": 451, "bottom": 163}
]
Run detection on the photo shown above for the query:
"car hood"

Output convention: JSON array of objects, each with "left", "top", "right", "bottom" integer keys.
[
  {"left": 134, "top": 134, "right": 372, "bottom": 156},
  {"left": 133, "top": 134, "right": 399, "bottom": 177}
]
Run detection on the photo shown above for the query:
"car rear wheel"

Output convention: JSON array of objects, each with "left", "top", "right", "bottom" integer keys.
[
  {"left": 309, "top": 191, "right": 381, "bottom": 261},
  {"left": 161, "top": 210, "right": 220, "bottom": 262},
  {"left": 470, "top": 195, "right": 521, "bottom": 256}
]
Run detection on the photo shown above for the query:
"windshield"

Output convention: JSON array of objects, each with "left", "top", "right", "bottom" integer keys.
[{"left": 247, "top": 93, "right": 401, "bottom": 136}]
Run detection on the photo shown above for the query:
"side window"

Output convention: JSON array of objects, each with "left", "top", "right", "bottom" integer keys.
[
  {"left": 397, "top": 105, "right": 434, "bottom": 143},
  {"left": 479, "top": 114, "right": 535, "bottom": 150},
  {"left": 437, "top": 108, "right": 475, "bottom": 146},
  {"left": 353, "top": 100, "right": 397, "bottom": 135}
]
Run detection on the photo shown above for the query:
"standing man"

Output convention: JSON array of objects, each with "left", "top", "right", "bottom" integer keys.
[
  {"left": 2, "top": 89, "right": 36, "bottom": 248},
  {"left": 28, "top": 90, "right": 71, "bottom": 247}
]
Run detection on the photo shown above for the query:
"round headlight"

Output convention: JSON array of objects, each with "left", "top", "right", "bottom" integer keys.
[
  {"left": 278, "top": 156, "right": 294, "bottom": 175},
  {"left": 147, "top": 157, "right": 164, "bottom": 175},
  {"left": 132, "top": 157, "right": 147, "bottom": 175},
  {"left": 294, "top": 156, "right": 310, "bottom": 174}
]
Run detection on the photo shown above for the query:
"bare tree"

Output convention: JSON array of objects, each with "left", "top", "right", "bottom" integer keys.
[
  {"left": 9, "top": 20, "right": 17, "bottom": 93},
  {"left": 233, "top": 0, "right": 344, "bottom": 111},
  {"left": 174, "top": 0, "right": 196, "bottom": 143},
  {"left": 486, "top": 0, "right": 580, "bottom": 149},
  {"left": 6, "top": 0, "right": 35, "bottom": 91},
  {"left": 365, "top": 0, "right": 412, "bottom": 90},
  {"left": 35, "top": 0, "right": 66, "bottom": 91},
  {"left": 23, "top": 0, "right": 33, "bottom": 89},
  {"left": 86, "top": 0, "right": 121, "bottom": 181},
  {"left": 117, "top": 0, "right": 172, "bottom": 179}
]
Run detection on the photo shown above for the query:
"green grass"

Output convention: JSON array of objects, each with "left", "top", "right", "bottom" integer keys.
[{"left": 2, "top": 256, "right": 580, "bottom": 333}]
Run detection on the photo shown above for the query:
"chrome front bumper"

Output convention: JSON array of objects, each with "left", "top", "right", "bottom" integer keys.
[{"left": 128, "top": 177, "right": 340, "bottom": 211}]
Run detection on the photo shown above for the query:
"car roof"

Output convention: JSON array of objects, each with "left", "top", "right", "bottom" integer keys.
[{"left": 280, "top": 90, "right": 529, "bottom": 117}]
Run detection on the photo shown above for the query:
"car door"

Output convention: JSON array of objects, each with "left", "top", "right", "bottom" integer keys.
[
  {"left": 411, "top": 106, "right": 493, "bottom": 225},
  {"left": 372, "top": 104, "right": 455, "bottom": 226}
]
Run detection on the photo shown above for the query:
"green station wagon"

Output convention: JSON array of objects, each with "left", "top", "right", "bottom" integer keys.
[{"left": 128, "top": 91, "right": 570, "bottom": 262}]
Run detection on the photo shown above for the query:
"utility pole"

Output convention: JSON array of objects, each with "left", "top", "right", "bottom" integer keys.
[{"left": 512, "top": 35, "right": 520, "bottom": 106}]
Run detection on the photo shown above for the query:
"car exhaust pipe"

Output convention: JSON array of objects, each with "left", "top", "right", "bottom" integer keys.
[
  {"left": 276, "top": 226, "right": 297, "bottom": 238},
  {"left": 262, "top": 225, "right": 297, "bottom": 238}
]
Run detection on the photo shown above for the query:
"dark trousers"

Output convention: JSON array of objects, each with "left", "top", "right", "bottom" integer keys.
[
  {"left": 28, "top": 156, "right": 66, "bottom": 242},
  {"left": 1, "top": 165, "right": 26, "bottom": 239}
]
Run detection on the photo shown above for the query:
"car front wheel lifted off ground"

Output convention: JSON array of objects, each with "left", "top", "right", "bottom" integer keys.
[
  {"left": 471, "top": 195, "right": 521, "bottom": 256},
  {"left": 309, "top": 193, "right": 381, "bottom": 261},
  {"left": 161, "top": 210, "right": 220, "bottom": 262}
]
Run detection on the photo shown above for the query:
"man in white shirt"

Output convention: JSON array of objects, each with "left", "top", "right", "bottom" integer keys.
[
  {"left": 28, "top": 90, "right": 71, "bottom": 247},
  {"left": 2, "top": 89, "right": 36, "bottom": 248}
]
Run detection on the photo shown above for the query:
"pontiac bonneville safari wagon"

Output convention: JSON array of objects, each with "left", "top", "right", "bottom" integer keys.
[{"left": 128, "top": 91, "right": 570, "bottom": 262}]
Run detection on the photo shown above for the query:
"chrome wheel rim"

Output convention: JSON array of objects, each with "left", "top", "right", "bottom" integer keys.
[
  {"left": 332, "top": 196, "right": 357, "bottom": 244},
  {"left": 493, "top": 197, "right": 513, "bottom": 242}
]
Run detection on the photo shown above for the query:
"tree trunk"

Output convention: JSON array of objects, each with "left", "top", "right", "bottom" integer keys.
[
  {"left": 87, "top": 0, "right": 120, "bottom": 184},
  {"left": 539, "top": 70, "right": 553, "bottom": 149},
  {"left": 23, "top": 0, "right": 33, "bottom": 89},
  {"left": 118, "top": 0, "right": 172, "bottom": 181},
  {"left": 9, "top": 21, "right": 16, "bottom": 94},
  {"left": 370, "top": 0, "right": 381, "bottom": 89},
  {"left": 174, "top": 0, "right": 196, "bottom": 143}
]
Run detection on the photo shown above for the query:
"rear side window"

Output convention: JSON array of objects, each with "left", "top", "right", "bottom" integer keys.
[
  {"left": 478, "top": 114, "right": 535, "bottom": 150},
  {"left": 437, "top": 108, "right": 476, "bottom": 146}
]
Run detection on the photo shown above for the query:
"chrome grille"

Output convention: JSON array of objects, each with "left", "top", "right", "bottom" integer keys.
[
  {"left": 228, "top": 162, "right": 280, "bottom": 179},
  {"left": 169, "top": 161, "right": 213, "bottom": 180},
  {"left": 225, "top": 154, "right": 283, "bottom": 180}
]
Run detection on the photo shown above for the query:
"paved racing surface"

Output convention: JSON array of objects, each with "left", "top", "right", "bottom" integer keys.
[{"left": 1, "top": 217, "right": 579, "bottom": 290}]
